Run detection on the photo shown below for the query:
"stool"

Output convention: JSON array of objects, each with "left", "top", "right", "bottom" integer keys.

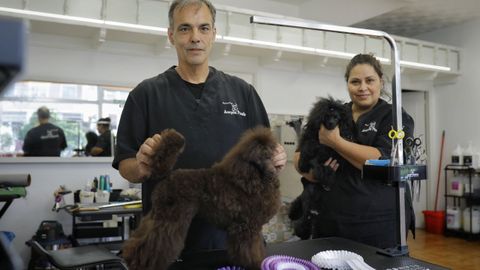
[{"left": 30, "top": 240, "right": 127, "bottom": 269}]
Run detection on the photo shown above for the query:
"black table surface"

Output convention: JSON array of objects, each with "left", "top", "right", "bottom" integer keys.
[{"left": 170, "top": 237, "right": 450, "bottom": 270}]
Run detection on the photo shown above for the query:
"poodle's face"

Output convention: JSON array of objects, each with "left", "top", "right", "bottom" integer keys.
[
  {"left": 237, "top": 132, "right": 277, "bottom": 178},
  {"left": 308, "top": 97, "right": 347, "bottom": 131},
  {"left": 323, "top": 105, "right": 344, "bottom": 130}
]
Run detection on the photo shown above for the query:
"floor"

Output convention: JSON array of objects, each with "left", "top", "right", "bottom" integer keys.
[{"left": 408, "top": 229, "right": 480, "bottom": 270}]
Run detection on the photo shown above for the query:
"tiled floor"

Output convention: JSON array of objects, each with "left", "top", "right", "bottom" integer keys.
[{"left": 408, "top": 229, "right": 480, "bottom": 270}]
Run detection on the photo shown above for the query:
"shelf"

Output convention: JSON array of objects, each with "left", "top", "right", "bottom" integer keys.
[
  {"left": 362, "top": 164, "right": 427, "bottom": 183},
  {"left": 73, "top": 222, "right": 122, "bottom": 239},
  {"left": 444, "top": 165, "right": 480, "bottom": 240},
  {"left": 0, "top": 0, "right": 462, "bottom": 80},
  {"left": 445, "top": 164, "right": 476, "bottom": 171}
]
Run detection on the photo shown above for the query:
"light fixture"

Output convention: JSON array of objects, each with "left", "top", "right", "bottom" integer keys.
[
  {"left": 273, "top": 50, "right": 282, "bottom": 62},
  {"left": 223, "top": 43, "right": 231, "bottom": 56},
  {"left": 320, "top": 57, "right": 329, "bottom": 67},
  {"left": 399, "top": 60, "right": 451, "bottom": 72},
  {"left": 164, "top": 38, "right": 171, "bottom": 49},
  {"left": 0, "top": 6, "right": 167, "bottom": 34}
]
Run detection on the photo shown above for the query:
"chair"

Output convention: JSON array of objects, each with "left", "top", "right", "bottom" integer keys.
[{"left": 29, "top": 240, "right": 128, "bottom": 270}]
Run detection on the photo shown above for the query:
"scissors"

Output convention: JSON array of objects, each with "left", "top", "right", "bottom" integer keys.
[
  {"left": 405, "top": 136, "right": 426, "bottom": 164},
  {"left": 388, "top": 127, "right": 405, "bottom": 165}
]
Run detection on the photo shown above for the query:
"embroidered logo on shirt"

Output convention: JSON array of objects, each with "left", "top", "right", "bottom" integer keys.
[
  {"left": 222, "top": 102, "right": 246, "bottom": 117},
  {"left": 361, "top": 121, "right": 378, "bottom": 133},
  {"left": 41, "top": 129, "right": 60, "bottom": 140}
]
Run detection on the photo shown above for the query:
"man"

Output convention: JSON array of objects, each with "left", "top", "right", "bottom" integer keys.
[
  {"left": 22, "top": 106, "right": 67, "bottom": 156},
  {"left": 113, "top": 0, "right": 286, "bottom": 258},
  {"left": 90, "top": 117, "right": 112, "bottom": 156}
]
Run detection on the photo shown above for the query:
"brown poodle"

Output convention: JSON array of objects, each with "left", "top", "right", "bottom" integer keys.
[{"left": 122, "top": 127, "right": 281, "bottom": 270}]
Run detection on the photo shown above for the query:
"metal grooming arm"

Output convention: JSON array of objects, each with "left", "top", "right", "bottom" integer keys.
[{"left": 250, "top": 16, "right": 425, "bottom": 256}]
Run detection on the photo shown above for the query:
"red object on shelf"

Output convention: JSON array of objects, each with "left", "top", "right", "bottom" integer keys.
[{"left": 423, "top": 210, "right": 445, "bottom": 234}]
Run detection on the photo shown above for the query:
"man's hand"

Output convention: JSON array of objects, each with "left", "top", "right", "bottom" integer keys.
[
  {"left": 272, "top": 143, "right": 287, "bottom": 173},
  {"left": 136, "top": 134, "right": 163, "bottom": 179}
]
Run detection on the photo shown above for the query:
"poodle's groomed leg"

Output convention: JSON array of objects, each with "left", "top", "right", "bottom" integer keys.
[
  {"left": 122, "top": 204, "right": 197, "bottom": 270},
  {"left": 227, "top": 226, "right": 265, "bottom": 270}
]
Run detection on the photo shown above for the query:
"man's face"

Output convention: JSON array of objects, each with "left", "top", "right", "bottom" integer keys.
[{"left": 168, "top": 3, "right": 216, "bottom": 68}]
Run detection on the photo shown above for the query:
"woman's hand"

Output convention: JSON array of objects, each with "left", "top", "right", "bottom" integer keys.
[
  {"left": 318, "top": 125, "right": 341, "bottom": 148},
  {"left": 324, "top": 157, "right": 339, "bottom": 172}
]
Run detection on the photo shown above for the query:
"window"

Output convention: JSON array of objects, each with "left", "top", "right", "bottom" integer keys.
[{"left": 0, "top": 81, "right": 130, "bottom": 157}]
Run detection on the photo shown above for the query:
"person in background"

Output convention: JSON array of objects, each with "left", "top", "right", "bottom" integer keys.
[
  {"left": 90, "top": 117, "right": 112, "bottom": 156},
  {"left": 84, "top": 131, "right": 98, "bottom": 156},
  {"left": 293, "top": 53, "right": 415, "bottom": 249},
  {"left": 22, "top": 106, "right": 67, "bottom": 156},
  {"left": 113, "top": 0, "right": 287, "bottom": 260}
]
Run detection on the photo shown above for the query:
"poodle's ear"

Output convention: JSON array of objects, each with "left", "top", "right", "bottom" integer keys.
[{"left": 150, "top": 129, "right": 185, "bottom": 180}]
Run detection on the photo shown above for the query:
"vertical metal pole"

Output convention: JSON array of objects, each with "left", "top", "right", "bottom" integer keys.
[{"left": 250, "top": 15, "right": 408, "bottom": 254}]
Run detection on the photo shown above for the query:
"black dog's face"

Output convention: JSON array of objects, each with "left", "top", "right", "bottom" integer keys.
[
  {"left": 306, "top": 97, "right": 347, "bottom": 133},
  {"left": 323, "top": 106, "right": 342, "bottom": 130}
]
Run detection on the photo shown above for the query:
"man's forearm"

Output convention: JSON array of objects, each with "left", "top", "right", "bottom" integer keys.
[{"left": 119, "top": 158, "right": 144, "bottom": 183}]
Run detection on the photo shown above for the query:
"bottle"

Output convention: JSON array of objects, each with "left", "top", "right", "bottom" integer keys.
[
  {"left": 463, "top": 207, "right": 480, "bottom": 233},
  {"left": 446, "top": 206, "right": 461, "bottom": 230},
  {"left": 452, "top": 144, "right": 462, "bottom": 165},
  {"left": 450, "top": 176, "right": 463, "bottom": 196},
  {"left": 463, "top": 141, "right": 474, "bottom": 166}
]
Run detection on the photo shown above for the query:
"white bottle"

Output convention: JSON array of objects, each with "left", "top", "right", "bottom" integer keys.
[
  {"left": 463, "top": 141, "right": 474, "bottom": 166},
  {"left": 446, "top": 206, "right": 461, "bottom": 230},
  {"left": 452, "top": 144, "right": 463, "bottom": 165},
  {"left": 462, "top": 207, "right": 480, "bottom": 234}
]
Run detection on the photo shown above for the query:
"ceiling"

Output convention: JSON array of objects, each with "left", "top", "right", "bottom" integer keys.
[{"left": 266, "top": 0, "right": 480, "bottom": 38}]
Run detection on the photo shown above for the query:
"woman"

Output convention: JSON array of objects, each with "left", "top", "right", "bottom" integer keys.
[{"left": 293, "top": 53, "right": 415, "bottom": 249}]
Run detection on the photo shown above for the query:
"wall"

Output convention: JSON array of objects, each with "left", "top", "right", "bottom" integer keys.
[{"left": 417, "top": 17, "right": 480, "bottom": 210}]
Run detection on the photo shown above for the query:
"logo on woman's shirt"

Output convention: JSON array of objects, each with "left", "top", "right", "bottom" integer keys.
[
  {"left": 361, "top": 121, "right": 377, "bottom": 133},
  {"left": 222, "top": 102, "right": 246, "bottom": 117}
]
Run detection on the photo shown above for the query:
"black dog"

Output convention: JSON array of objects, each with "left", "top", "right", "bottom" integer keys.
[
  {"left": 288, "top": 177, "right": 323, "bottom": 239},
  {"left": 289, "top": 96, "right": 352, "bottom": 239},
  {"left": 298, "top": 96, "right": 352, "bottom": 187}
]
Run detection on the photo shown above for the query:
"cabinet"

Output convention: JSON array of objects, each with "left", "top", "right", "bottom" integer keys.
[
  {"left": 66, "top": 205, "right": 142, "bottom": 248},
  {"left": 444, "top": 165, "right": 480, "bottom": 239}
]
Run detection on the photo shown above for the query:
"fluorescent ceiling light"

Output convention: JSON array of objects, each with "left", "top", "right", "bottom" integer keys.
[
  {"left": 104, "top": 21, "right": 167, "bottom": 34},
  {"left": 222, "top": 36, "right": 315, "bottom": 53},
  {"left": 0, "top": 6, "right": 104, "bottom": 25},
  {"left": 0, "top": 7, "right": 167, "bottom": 34},
  {"left": 400, "top": 60, "right": 451, "bottom": 72}
]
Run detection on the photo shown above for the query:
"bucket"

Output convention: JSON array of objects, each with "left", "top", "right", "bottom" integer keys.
[{"left": 422, "top": 210, "right": 445, "bottom": 234}]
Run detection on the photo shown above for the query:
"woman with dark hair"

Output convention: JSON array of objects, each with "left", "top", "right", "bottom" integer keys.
[{"left": 293, "top": 53, "right": 415, "bottom": 249}]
